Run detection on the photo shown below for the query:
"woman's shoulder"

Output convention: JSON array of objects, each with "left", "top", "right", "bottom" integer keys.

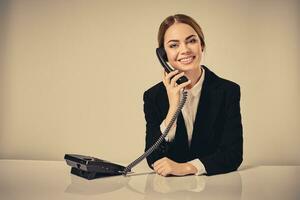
[
  {"left": 218, "top": 77, "right": 240, "bottom": 91},
  {"left": 204, "top": 67, "right": 241, "bottom": 103},
  {"left": 204, "top": 65, "right": 240, "bottom": 92},
  {"left": 143, "top": 82, "right": 166, "bottom": 101}
]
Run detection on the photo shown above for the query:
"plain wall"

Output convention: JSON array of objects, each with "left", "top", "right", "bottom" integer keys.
[{"left": 0, "top": 0, "right": 299, "bottom": 166}]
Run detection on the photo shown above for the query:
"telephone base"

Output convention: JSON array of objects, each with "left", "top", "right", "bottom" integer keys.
[
  {"left": 64, "top": 154, "right": 128, "bottom": 180},
  {"left": 70, "top": 167, "right": 120, "bottom": 180}
]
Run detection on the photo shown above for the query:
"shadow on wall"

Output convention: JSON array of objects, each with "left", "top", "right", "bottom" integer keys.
[{"left": 0, "top": 0, "right": 11, "bottom": 157}]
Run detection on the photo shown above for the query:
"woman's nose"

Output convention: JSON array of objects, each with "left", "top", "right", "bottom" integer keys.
[{"left": 179, "top": 43, "right": 191, "bottom": 54}]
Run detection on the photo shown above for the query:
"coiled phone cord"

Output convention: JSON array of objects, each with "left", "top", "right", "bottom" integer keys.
[{"left": 122, "top": 89, "right": 188, "bottom": 176}]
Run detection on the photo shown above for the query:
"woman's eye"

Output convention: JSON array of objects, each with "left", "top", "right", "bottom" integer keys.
[
  {"left": 188, "top": 38, "right": 197, "bottom": 43},
  {"left": 169, "top": 43, "right": 178, "bottom": 48}
]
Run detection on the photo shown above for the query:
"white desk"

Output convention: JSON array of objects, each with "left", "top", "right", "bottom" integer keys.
[{"left": 0, "top": 160, "right": 299, "bottom": 200}]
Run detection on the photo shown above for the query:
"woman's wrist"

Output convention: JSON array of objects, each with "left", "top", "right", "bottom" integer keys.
[
  {"left": 181, "top": 163, "right": 198, "bottom": 175},
  {"left": 165, "top": 108, "right": 178, "bottom": 126}
]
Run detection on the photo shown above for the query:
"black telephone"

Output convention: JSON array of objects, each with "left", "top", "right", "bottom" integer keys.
[
  {"left": 64, "top": 48, "right": 189, "bottom": 179},
  {"left": 156, "top": 47, "right": 189, "bottom": 84},
  {"left": 64, "top": 154, "right": 127, "bottom": 179}
]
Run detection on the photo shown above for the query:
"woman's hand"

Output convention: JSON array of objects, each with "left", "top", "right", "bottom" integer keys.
[
  {"left": 152, "top": 157, "right": 197, "bottom": 177},
  {"left": 162, "top": 70, "right": 191, "bottom": 126},
  {"left": 163, "top": 70, "right": 191, "bottom": 110}
]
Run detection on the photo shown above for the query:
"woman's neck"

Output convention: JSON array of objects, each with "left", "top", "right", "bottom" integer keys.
[{"left": 185, "top": 66, "right": 202, "bottom": 89}]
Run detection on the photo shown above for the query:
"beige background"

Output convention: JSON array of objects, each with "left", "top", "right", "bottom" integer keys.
[{"left": 0, "top": 0, "right": 299, "bottom": 166}]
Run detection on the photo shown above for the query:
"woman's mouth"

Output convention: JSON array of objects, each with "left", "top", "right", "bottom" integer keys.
[{"left": 178, "top": 56, "right": 195, "bottom": 65}]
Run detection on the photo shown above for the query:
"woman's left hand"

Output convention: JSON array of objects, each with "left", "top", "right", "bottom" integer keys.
[{"left": 152, "top": 157, "right": 197, "bottom": 177}]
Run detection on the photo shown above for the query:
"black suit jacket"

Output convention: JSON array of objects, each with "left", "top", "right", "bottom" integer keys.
[{"left": 143, "top": 66, "right": 243, "bottom": 175}]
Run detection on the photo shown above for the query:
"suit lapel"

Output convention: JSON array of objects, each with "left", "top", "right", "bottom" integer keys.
[{"left": 191, "top": 66, "right": 223, "bottom": 149}]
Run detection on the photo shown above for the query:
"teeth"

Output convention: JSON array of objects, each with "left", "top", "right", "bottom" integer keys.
[{"left": 179, "top": 56, "right": 194, "bottom": 64}]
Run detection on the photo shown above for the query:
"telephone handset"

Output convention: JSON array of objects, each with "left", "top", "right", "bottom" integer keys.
[{"left": 156, "top": 47, "right": 189, "bottom": 85}]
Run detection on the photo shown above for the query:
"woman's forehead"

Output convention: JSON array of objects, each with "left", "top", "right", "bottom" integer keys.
[{"left": 164, "top": 23, "right": 197, "bottom": 41}]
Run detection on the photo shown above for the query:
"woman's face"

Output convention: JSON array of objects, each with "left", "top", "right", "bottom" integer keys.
[{"left": 163, "top": 23, "right": 203, "bottom": 72}]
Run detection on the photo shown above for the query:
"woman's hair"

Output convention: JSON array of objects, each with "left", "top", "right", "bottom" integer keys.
[{"left": 157, "top": 14, "right": 205, "bottom": 50}]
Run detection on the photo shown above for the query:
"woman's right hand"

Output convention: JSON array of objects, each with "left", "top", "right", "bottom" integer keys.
[{"left": 162, "top": 70, "right": 191, "bottom": 125}]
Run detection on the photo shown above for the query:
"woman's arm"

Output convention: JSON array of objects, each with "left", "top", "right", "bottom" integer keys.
[
  {"left": 200, "top": 84, "right": 243, "bottom": 175},
  {"left": 144, "top": 70, "right": 191, "bottom": 169},
  {"left": 144, "top": 90, "right": 169, "bottom": 168}
]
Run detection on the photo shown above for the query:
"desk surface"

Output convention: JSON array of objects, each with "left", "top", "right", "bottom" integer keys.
[{"left": 0, "top": 160, "right": 299, "bottom": 200}]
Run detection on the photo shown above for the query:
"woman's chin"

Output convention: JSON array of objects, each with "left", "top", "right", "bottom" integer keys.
[{"left": 177, "top": 63, "right": 199, "bottom": 72}]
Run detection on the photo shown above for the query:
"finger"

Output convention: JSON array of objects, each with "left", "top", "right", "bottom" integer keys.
[
  {"left": 154, "top": 159, "right": 171, "bottom": 173},
  {"left": 162, "top": 77, "right": 167, "bottom": 87},
  {"left": 157, "top": 165, "right": 170, "bottom": 177},
  {"left": 162, "top": 71, "right": 167, "bottom": 81},
  {"left": 170, "top": 72, "right": 185, "bottom": 87},
  {"left": 156, "top": 165, "right": 165, "bottom": 175},
  {"left": 153, "top": 162, "right": 168, "bottom": 175},
  {"left": 176, "top": 79, "right": 192, "bottom": 90},
  {"left": 162, "top": 72, "right": 169, "bottom": 87},
  {"left": 160, "top": 168, "right": 169, "bottom": 177},
  {"left": 153, "top": 157, "right": 168, "bottom": 168},
  {"left": 164, "top": 70, "right": 179, "bottom": 83},
  {"left": 154, "top": 162, "right": 166, "bottom": 173},
  {"left": 161, "top": 170, "right": 169, "bottom": 177},
  {"left": 164, "top": 70, "right": 179, "bottom": 79}
]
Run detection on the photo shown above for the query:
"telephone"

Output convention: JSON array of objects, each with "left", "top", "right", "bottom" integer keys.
[
  {"left": 64, "top": 48, "right": 189, "bottom": 179},
  {"left": 64, "top": 154, "right": 127, "bottom": 179},
  {"left": 156, "top": 47, "right": 189, "bottom": 85}
]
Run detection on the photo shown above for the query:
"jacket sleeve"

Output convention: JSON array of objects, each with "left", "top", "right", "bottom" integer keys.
[
  {"left": 143, "top": 90, "right": 169, "bottom": 169},
  {"left": 200, "top": 84, "right": 243, "bottom": 175}
]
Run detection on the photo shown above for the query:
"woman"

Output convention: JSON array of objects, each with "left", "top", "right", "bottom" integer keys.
[{"left": 144, "top": 14, "right": 243, "bottom": 176}]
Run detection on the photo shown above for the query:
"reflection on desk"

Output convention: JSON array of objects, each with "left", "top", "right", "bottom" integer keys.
[
  {"left": 0, "top": 160, "right": 299, "bottom": 200},
  {"left": 66, "top": 171, "right": 241, "bottom": 200}
]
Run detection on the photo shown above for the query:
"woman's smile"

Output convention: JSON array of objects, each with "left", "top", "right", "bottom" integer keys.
[{"left": 178, "top": 55, "right": 196, "bottom": 65}]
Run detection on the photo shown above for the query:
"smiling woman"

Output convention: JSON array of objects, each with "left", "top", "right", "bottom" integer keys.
[{"left": 143, "top": 14, "right": 243, "bottom": 177}]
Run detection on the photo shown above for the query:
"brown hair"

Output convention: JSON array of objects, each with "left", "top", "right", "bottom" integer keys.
[{"left": 157, "top": 14, "right": 205, "bottom": 50}]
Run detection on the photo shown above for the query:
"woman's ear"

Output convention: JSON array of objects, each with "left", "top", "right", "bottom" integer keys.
[
  {"left": 201, "top": 44, "right": 205, "bottom": 52},
  {"left": 200, "top": 50, "right": 205, "bottom": 65}
]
